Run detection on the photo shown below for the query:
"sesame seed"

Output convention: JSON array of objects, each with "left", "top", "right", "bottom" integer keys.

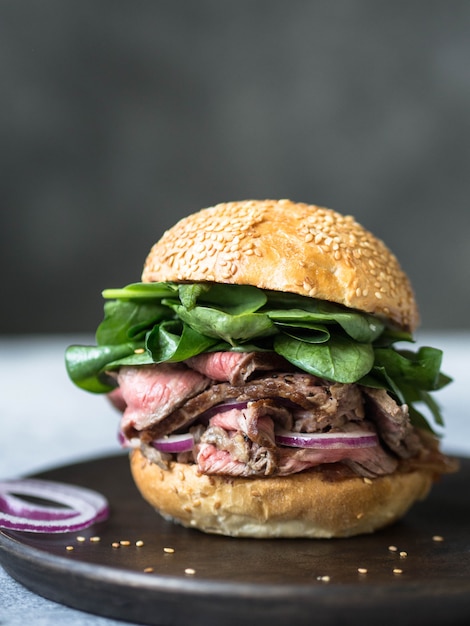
[
  {"left": 184, "top": 568, "right": 196, "bottom": 576},
  {"left": 120, "top": 540, "right": 131, "bottom": 546},
  {"left": 432, "top": 535, "right": 444, "bottom": 542},
  {"left": 357, "top": 568, "right": 368, "bottom": 575},
  {"left": 399, "top": 551, "right": 408, "bottom": 558},
  {"left": 393, "top": 568, "right": 403, "bottom": 575},
  {"left": 90, "top": 536, "right": 101, "bottom": 543},
  {"left": 76, "top": 536, "right": 86, "bottom": 543},
  {"left": 144, "top": 567, "right": 154, "bottom": 574},
  {"left": 134, "top": 348, "right": 145, "bottom": 354},
  {"left": 388, "top": 545, "right": 398, "bottom": 552},
  {"left": 163, "top": 547, "right": 175, "bottom": 554},
  {"left": 66, "top": 545, "right": 74, "bottom": 551},
  {"left": 363, "top": 477, "right": 373, "bottom": 485},
  {"left": 112, "top": 542, "right": 120, "bottom": 549},
  {"left": 136, "top": 540, "right": 145, "bottom": 547},
  {"left": 316, "top": 575, "right": 330, "bottom": 583}
]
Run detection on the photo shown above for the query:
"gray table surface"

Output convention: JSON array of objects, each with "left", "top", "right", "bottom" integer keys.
[{"left": 1, "top": 333, "right": 469, "bottom": 625}]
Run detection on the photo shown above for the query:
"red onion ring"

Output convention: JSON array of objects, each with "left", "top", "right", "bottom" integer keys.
[
  {"left": 275, "top": 429, "right": 378, "bottom": 449},
  {"left": 0, "top": 479, "right": 109, "bottom": 533},
  {"left": 152, "top": 433, "right": 195, "bottom": 454},
  {"left": 198, "top": 400, "right": 249, "bottom": 422}
]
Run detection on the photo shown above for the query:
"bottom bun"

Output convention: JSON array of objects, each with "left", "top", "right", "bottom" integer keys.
[{"left": 130, "top": 449, "right": 433, "bottom": 538}]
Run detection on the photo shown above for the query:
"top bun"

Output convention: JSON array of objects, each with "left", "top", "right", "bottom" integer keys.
[{"left": 142, "top": 199, "right": 419, "bottom": 331}]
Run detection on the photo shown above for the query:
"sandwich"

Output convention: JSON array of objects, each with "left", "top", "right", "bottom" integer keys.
[{"left": 65, "top": 199, "right": 456, "bottom": 538}]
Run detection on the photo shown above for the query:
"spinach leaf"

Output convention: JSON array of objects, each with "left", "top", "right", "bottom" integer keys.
[
  {"left": 273, "top": 321, "right": 331, "bottom": 343},
  {"left": 274, "top": 334, "right": 374, "bottom": 383},
  {"left": 102, "top": 282, "right": 178, "bottom": 300},
  {"left": 178, "top": 283, "right": 267, "bottom": 314},
  {"left": 65, "top": 343, "right": 138, "bottom": 392},
  {"left": 96, "top": 300, "right": 170, "bottom": 345},
  {"left": 166, "top": 303, "right": 276, "bottom": 346},
  {"left": 268, "top": 308, "right": 384, "bottom": 343},
  {"left": 374, "top": 346, "right": 448, "bottom": 391},
  {"left": 146, "top": 320, "right": 222, "bottom": 362},
  {"left": 359, "top": 349, "right": 451, "bottom": 431}
]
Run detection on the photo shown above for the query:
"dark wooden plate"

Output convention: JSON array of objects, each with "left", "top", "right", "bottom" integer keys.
[{"left": 1, "top": 453, "right": 469, "bottom": 626}]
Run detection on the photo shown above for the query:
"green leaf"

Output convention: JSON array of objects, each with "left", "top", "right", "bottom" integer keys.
[
  {"left": 267, "top": 307, "right": 384, "bottom": 343},
  {"left": 65, "top": 343, "right": 138, "bottom": 392},
  {"left": 96, "top": 300, "right": 170, "bottom": 345},
  {"left": 179, "top": 283, "right": 267, "bottom": 314},
  {"left": 274, "top": 334, "right": 375, "bottom": 383},
  {"left": 167, "top": 303, "right": 276, "bottom": 346},
  {"left": 102, "top": 282, "right": 178, "bottom": 300},
  {"left": 146, "top": 320, "right": 221, "bottom": 362},
  {"left": 273, "top": 321, "right": 331, "bottom": 343},
  {"left": 105, "top": 351, "right": 155, "bottom": 368},
  {"left": 374, "top": 346, "right": 448, "bottom": 391}
]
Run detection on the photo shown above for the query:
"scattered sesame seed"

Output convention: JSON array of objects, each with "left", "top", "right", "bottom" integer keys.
[
  {"left": 363, "top": 477, "right": 373, "bottom": 485},
  {"left": 393, "top": 568, "right": 403, "bottom": 575},
  {"left": 143, "top": 567, "right": 154, "bottom": 574},
  {"left": 163, "top": 547, "right": 175, "bottom": 554},
  {"left": 432, "top": 535, "right": 444, "bottom": 542},
  {"left": 90, "top": 536, "right": 101, "bottom": 543},
  {"left": 184, "top": 568, "right": 196, "bottom": 576},
  {"left": 120, "top": 540, "right": 131, "bottom": 546},
  {"left": 136, "top": 540, "right": 145, "bottom": 547},
  {"left": 399, "top": 551, "right": 408, "bottom": 558},
  {"left": 112, "top": 542, "right": 120, "bottom": 549},
  {"left": 316, "top": 575, "right": 330, "bottom": 583},
  {"left": 76, "top": 536, "right": 86, "bottom": 543},
  {"left": 358, "top": 568, "right": 368, "bottom": 575},
  {"left": 65, "top": 546, "right": 74, "bottom": 551},
  {"left": 388, "top": 545, "right": 398, "bottom": 552}
]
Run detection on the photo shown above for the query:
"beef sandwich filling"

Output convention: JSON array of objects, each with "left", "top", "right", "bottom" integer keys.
[{"left": 111, "top": 351, "right": 448, "bottom": 481}]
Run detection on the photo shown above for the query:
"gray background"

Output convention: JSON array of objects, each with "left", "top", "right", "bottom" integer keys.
[{"left": 1, "top": 0, "right": 469, "bottom": 334}]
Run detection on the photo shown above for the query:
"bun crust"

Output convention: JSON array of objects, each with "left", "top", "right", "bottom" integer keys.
[
  {"left": 142, "top": 199, "right": 419, "bottom": 331},
  {"left": 130, "top": 449, "right": 433, "bottom": 538}
]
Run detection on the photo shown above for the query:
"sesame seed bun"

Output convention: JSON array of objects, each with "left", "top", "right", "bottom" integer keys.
[
  {"left": 130, "top": 449, "right": 433, "bottom": 538},
  {"left": 142, "top": 199, "right": 419, "bottom": 331}
]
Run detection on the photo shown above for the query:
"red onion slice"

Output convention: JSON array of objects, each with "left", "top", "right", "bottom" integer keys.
[
  {"left": 198, "top": 400, "right": 249, "bottom": 422},
  {"left": 0, "top": 479, "right": 109, "bottom": 533},
  {"left": 152, "top": 433, "right": 195, "bottom": 454},
  {"left": 0, "top": 493, "right": 79, "bottom": 521},
  {"left": 275, "top": 429, "right": 378, "bottom": 449}
]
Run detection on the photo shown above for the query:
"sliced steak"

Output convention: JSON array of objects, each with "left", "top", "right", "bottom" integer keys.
[
  {"left": 197, "top": 441, "right": 277, "bottom": 477},
  {"left": 129, "top": 372, "right": 362, "bottom": 441},
  {"left": 117, "top": 364, "right": 210, "bottom": 434},
  {"left": 292, "top": 383, "right": 364, "bottom": 432},
  {"left": 361, "top": 387, "right": 424, "bottom": 458},
  {"left": 185, "top": 351, "right": 294, "bottom": 385}
]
